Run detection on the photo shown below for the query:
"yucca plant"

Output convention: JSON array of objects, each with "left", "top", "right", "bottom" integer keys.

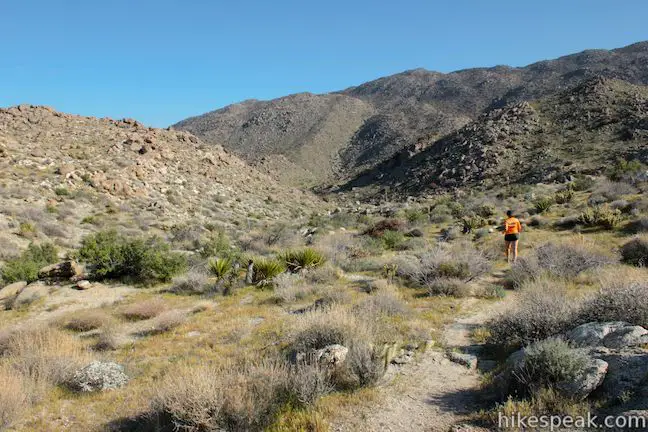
[
  {"left": 534, "top": 197, "right": 554, "bottom": 213},
  {"left": 253, "top": 257, "right": 286, "bottom": 286},
  {"left": 208, "top": 257, "right": 233, "bottom": 280},
  {"left": 554, "top": 189, "right": 574, "bottom": 204},
  {"left": 279, "top": 248, "right": 326, "bottom": 272}
]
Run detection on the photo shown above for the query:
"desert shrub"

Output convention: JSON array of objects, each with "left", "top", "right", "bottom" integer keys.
[
  {"left": 199, "top": 230, "right": 233, "bottom": 258},
  {"left": 272, "top": 273, "right": 312, "bottom": 303},
  {"left": 1, "top": 242, "right": 59, "bottom": 285},
  {"left": 439, "top": 226, "right": 460, "bottom": 242},
  {"left": 332, "top": 342, "right": 385, "bottom": 390},
  {"left": 476, "top": 203, "right": 497, "bottom": 218},
  {"left": 577, "top": 205, "right": 622, "bottom": 229},
  {"left": 94, "top": 323, "right": 120, "bottom": 351},
  {"left": 427, "top": 277, "right": 471, "bottom": 297},
  {"left": 1, "top": 327, "right": 90, "bottom": 394},
  {"left": 610, "top": 199, "right": 632, "bottom": 213},
  {"left": 461, "top": 215, "right": 487, "bottom": 233},
  {"left": 60, "top": 310, "right": 113, "bottom": 332},
  {"left": 121, "top": 299, "right": 167, "bottom": 321},
  {"left": 514, "top": 338, "right": 588, "bottom": 394},
  {"left": 77, "top": 230, "right": 186, "bottom": 283},
  {"left": 363, "top": 219, "right": 406, "bottom": 237},
  {"left": 570, "top": 175, "right": 595, "bottom": 192},
  {"left": 578, "top": 281, "right": 648, "bottom": 327},
  {"left": 54, "top": 186, "right": 69, "bottom": 196},
  {"left": 252, "top": 257, "right": 286, "bottom": 286},
  {"left": 381, "top": 230, "right": 406, "bottom": 250},
  {"left": 594, "top": 179, "right": 638, "bottom": 201},
  {"left": 607, "top": 158, "right": 646, "bottom": 183},
  {"left": 0, "top": 365, "right": 27, "bottom": 429},
  {"left": 304, "top": 263, "right": 340, "bottom": 285},
  {"left": 533, "top": 197, "right": 554, "bottom": 214},
  {"left": 357, "top": 291, "right": 409, "bottom": 317},
  {"left": 169, "top": 224, "right": 204, "bottom": 250},
  {"left": 18, "top": 221, "right": 37, "bottom": 238},
  {"left": 507, "top": 242, "right": 612, "bottom": 288},
  {"left": 403, "top": 208, "right": 427, "bottom": 225},
  {"left": 170, "top": 268, "right": 213, "bottom": 295},
  {"left": 287, "top": 362, "right": 333, "bottom": 407},
  {"left": 208, "top": 257, "right": 233, "bottom": 280},
  {"left": 487, "top": 283, "right": 578, "bottom": 349},
  {"left": 554, "top": 189, "right": 574, "bottom": 204},
  {"left": 395, "top": 243, "right": 490, "bottom": 288},
  {"left": 620, "top": 236, "right": 648, "bottom": 267},
  {"left": 554, "top": 215, "right": 580, "bottom": 230},
  {"left": 279, "top": 248, "right": 326, "bottom": 272},
  {"left": 429, "top": 205, "right": 452, "bottom": 224},
  {"left": 528, "top": 215, "right": 547, "bottom": 227}
]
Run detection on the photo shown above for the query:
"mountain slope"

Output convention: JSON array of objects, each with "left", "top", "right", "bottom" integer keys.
[
  {"left": 0, "top": 105, "right": 322, "bottom": 250},
  {"left": 174, "top": 41, "right": 648, "bottom": 185},
  {"left": 336, "top": 77, "right": 648, "bottom": 197}
]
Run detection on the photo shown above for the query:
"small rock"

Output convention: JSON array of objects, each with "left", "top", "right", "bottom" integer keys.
[
  {"left": 392, "top": 350, "right": 415, "bottom": 365},
  {"left": 316, "top": 344, "right": 349, "bottom": 368},
  {"left": 186, "top": 331, "right": 201, "bottom": 338},
  {"left": 69, "top": 361, "right": 129, "bottom": 392},
  {"left": 448, "top": 351, "right": 478, "bottom": 369},
  {"left": 38, "top": 261, "right": 83, "bottom": 280},
  {"left": 75, "top": 280, "right": 92, "bottom": 290}
]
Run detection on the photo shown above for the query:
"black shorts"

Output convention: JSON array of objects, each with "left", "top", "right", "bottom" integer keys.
[{"left": 505, "top": 233, "right": 520, "bottom": 241}]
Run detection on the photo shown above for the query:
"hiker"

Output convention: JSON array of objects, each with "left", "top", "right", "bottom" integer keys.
[{"left": 503, "top": 210, "right": 522, "bottom": 263}]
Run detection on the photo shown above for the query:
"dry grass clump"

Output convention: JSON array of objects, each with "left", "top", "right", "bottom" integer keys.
[
  {"left": 93, "top": 323, "right": 121, "bottom": 351},
  {"left": 362, "top": 218, "right": 406, "bottom": 237},
  {"left": 0, "top": 326, "right": 91, "bottom": 400},
  {"left": 59, "top": 309, "right": 114, "bottom": 332},
  {"left": 190, "top": 301, "right": 216, "bottom": 314},
  {"left": 272, "top": 273, "right": 309, "bottom": 303},
  {"left": 426, "top": 277, "right": 472, "bottom": 297},
  {"left": 121, "top": 298, "right": 167, "bottom": 321},
  {"left": 0, "top": 365, "right": 28, "bottom": 429},
  {"left": 170, "top": 268, "right": 213, "bottom": 295},
  {"left": 357, "top": 290, "right": 410, "bottom": 317},
  {"left": 305, "top": 262, "right": 341, "bottom": 285},
  {"left": 152, "top": 361, "right": 308, "bottom": 432},
  {"left": 146, "top": 310, "right": 187, "bottom": 335},
  {"left": 487, "top": 280, "right": 578, "bottom": 350},
  {"left": 507, "top": 241, "right": 612, "bottom": 289}
]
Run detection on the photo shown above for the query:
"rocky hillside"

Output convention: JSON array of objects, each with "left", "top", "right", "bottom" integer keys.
[
  {"left": 337, "top": 77, "right": 648, "bottom": 197},
  {"left": 0, "top": 105, "right": 322, "bottom": 253},
  {"left": 174, "top": 41, "right": 648, "bottom": 185}
]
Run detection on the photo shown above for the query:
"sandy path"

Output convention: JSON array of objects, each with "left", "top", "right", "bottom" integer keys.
[{"left": 332, "top": 272, "right": 513, "bottom": 432}]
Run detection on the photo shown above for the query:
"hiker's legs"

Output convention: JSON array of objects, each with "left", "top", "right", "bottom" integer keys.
[
  {"left": 505, "top": 240, "right": 512, "bottom": 262},
  {"left": 511, "top": 240, "right": 519, "bottom": 263}
]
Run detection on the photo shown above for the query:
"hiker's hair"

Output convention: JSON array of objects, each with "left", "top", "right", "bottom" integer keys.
[{"left": 506, "top": 210, "right": 513, "bottom": 217}]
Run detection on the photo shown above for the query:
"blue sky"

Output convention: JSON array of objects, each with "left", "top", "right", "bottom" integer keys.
[{"left": 2, "top": 0, "right": 647, "bottom": 127}]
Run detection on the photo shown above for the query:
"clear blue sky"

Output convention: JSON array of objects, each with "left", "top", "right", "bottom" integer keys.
[{"left": 2, "top": 0, "right": 647, "bottom": 127}]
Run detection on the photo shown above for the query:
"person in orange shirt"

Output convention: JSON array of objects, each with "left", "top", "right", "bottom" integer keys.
[{"left": 503, "top": 210, "right": 522, "bottom": 263}]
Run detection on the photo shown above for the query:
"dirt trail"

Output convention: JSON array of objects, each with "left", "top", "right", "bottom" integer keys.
[{"left": 332, "top": 271, "right": 514, "bottom": 432}]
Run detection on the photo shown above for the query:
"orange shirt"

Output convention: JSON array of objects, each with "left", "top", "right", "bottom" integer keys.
[{"left": 504, "top": 217, "right": 522, "bottom": 234}]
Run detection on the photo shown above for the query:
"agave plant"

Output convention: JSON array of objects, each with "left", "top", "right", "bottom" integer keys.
[
  {"left": 252, "top": 257, "right": 286, "bottom": 286},
  {"left": 208, "top": 257, "right": 233, "bottom": 280},
  {"left": 279, "top": 248, "right": 326, "bottom": 272}
]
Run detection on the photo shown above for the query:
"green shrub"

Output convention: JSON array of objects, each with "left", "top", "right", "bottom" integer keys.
[
  {"left": 534, "top": 197, "right": 554, "bottom": 214},
  {"left": 461, "top": 215, "right": 486, "bottom": 233},
  {"left": 363, "top": 219, "right": 406, "bottom": 237},
  {"left": 1, "top": 243, "right": 59, "bottom": 285},
  {"left": 208, "top": 257, "right": 233, "bottom": 280},
  {"left": 251, "top": 257, "right": 286, "bottom": 286},
  {"left": 607, "top": 158, "right": 646, "bottom": 183},
  {"left": 77, "top": 230, "right": 186, "bottom": 284},
  {"left": 54, "top": 187, "right": 69, "bottom": 196},
  {"left": 554, "top": 189, "right": 574, "bottom": 204},
  {"left": 577, "top": 205, "right": 622, "bottom": 229},
  {"left": 279, "top": 248, "right": 326, "bottom": 272},
  {"left": 199, "top": 230, "right": 231, "bottom": 258},
  {"left": 620, "top": 236, "right": 648, "bottom": 267},
  {"left": 570, "top": 175, "right": 595, "bottom": 192},
  {"left": 476, "top": 204, "right": 497, "bottom": 218},
  {"left": 381, "top": 230, "right": 405, "bottom": 250},
  {"left": 578, "top": 281, "right": 648, "bottom": 327},
  {"left": 404, "top": 208, "right": 427, "bottom": 225},
  {"left": 514, "top": 338, "right": 588, "bottom": 395}
]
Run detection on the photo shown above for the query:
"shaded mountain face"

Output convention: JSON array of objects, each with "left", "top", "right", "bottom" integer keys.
[
  {"left": 337, "top": 77, "right": 648, "bottom": 197},
  {"left": 0, "top": 105, "right": 321, "bottom": 240},
  {"left": 174, "top": 42, "right": 648, "bottom": 185}
]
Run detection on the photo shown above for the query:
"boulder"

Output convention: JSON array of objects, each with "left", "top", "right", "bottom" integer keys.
[
  {"left": 557, "top": 358, "right": 608, "bottom": 400},
  {"left": 602, "top": 326, "right": 648, "bottom": 349},
  {"left": 406, "top": 228, "right": 424, "bottom": 238},
  {"left": 0, "top": 281, "right": 27, "bottom": 301},
  {"left": 38, "top": 261, "right": 82, "bottom": 280},
  {"left": 448, "top": 351, "right": 478, "bottom": 370},
  {"left": 565, "top": 322, "right": 629, "bottom": 347},
  {"left": 597, "top": 349, "right": 648, "bottom": 401},
  {"left": 316, "top": 344, "right": 348, "bottom": 368},
  {"left": 13, "top": 283, "right": 49, "bottom": 307},
  {"left": 68, "top": 361, "right": 129, "bottom": 392},
  {"left": 74, "top": 280, "right": 92, "bottom": 290}
]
